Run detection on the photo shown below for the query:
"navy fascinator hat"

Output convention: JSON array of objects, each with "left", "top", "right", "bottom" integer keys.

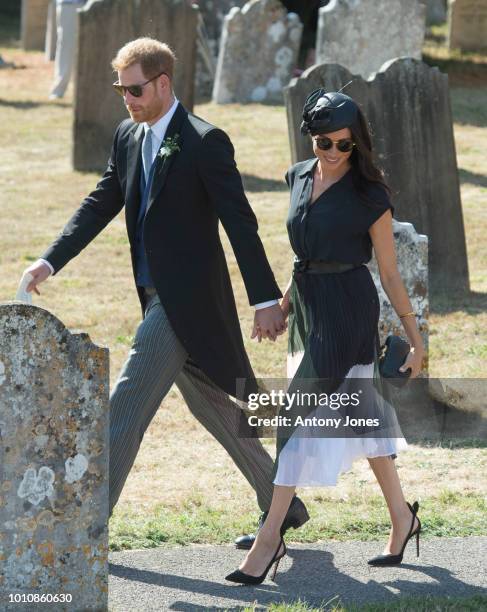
[{"left": 300, "top": 88, "right": 360, "bottom": 136}]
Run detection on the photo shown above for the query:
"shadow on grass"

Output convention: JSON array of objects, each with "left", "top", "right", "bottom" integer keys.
[
  {"left": 459, "top": 168, "right": 487, "bottom": 189},
  {"left": 425, "top": 30, "right": 447, "bottom": 47},
  {"left": 431, "top": 289, "right": 487, "bottom": 316},
  {"left": 450, "top": 89, "right": 487, "bottom": 128},
  {"left": 423, "top": 52, "right": 487, "bottom": 91},
  {"left": 390, "top": 374, "right": 487, "bottom": 445},
  {"left": 241, "top": 173, "right": 287, "bottom": 193},
  {"left": 0, "top": 97, "right": 71, "bottom": 110}
]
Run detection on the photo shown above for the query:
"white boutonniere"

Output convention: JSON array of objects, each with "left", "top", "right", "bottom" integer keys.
[{"left": 158, "top": 134, "right": 181, "bottom": 160}]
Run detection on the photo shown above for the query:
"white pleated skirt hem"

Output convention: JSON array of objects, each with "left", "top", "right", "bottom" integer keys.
[
  {"left": 273, "top": 435, "right": 409, "bottom": 487},
  {"left": 276, "top": 353, "right": 408, "bottom": 487}
]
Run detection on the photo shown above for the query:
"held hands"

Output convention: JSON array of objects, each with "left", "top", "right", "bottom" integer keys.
[
  {"left": 23, "top": 260, "right": 52, "bottom": 295},
  {"left": 399, "top": 346, "right": 424, "bottom": 378},
  {"left": 251, "top": 304, "right": 287, "bottom": 342}
]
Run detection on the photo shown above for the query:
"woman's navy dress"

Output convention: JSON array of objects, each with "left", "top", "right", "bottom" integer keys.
[{"left": 272, "top": 158, "right": 407, "bottom": 486}]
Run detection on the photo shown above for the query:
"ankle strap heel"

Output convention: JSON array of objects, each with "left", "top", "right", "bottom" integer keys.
[{"left": 368, "top": 500, "right": 421, "bottom": 567}]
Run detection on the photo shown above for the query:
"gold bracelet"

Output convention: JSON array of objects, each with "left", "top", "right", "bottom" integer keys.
[{"left": 399, "top": 311, "right": 415, "bottom": 319}]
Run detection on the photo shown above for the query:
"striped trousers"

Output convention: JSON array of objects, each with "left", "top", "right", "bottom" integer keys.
[{"left": 108, "top": 289, "right": 275, "bottom": 516}]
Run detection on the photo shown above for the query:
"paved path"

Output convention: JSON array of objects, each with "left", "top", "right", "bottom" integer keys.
[{"left": 108, "top": 536, "right": 487, "bottom": 611}]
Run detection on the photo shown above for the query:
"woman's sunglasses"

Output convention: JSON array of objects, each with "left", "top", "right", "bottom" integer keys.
[
  {"left": 112, "top": 71, "right": 167, "bottom": 98},
  {"left": 313, "top": 136, "right": 356, "bottom": 153}
]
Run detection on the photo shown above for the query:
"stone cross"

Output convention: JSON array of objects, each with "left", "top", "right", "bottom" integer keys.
[{"left": 0, "top": 303, "right": 109, "bottom": 610}]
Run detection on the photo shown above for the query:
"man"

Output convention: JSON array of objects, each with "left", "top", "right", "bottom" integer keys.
[
  {"left": 49, "top": 0, "right": 87, "bottom": 99},
  {"left": 25, "top": 38, "right": 308, "bottom": 547}
]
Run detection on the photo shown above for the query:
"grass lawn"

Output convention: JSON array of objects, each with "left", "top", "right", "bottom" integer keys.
[
  {"left": 239, "top": 593, "right": 487, "bottom": 612},
  {"left": 0, "top": 20, "right": 486, "bottom": 591}
]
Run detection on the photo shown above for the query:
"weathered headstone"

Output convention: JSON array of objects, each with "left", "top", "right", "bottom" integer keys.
[
  {"left": 45, "top": 0, "right": 57, "bottom": 62},
  {"left": 21, "top": 0, "right": 50, "bottom": 51},
  {"left": 73, "top": 0, "right": 198, "bottom": 172},
  {"left": 284, "top": 58, "right": 469, "bottom": 297},
  {"left": 316, "top": 0, "right": 426, "bottom": 79},
  {"left": 194, "top": 0, "right": 247, "bottom": 100},
  {"left": 212, "top": 0, "right": 303, "bottom": 104},
  {"left": 0, "top": 303, "right": 109, "bottom": 611},
  {"left": 198, "top": 0, "right": 247, "bottom": 52},
  {"left": 369, "top": 220, "right": 429, "bottom": 370},
  {"left": 448, "top": 0, "right": 487, "bottom": 52},
  {"left": 424, "top": 0, "right": 447, "bottom": 24}
]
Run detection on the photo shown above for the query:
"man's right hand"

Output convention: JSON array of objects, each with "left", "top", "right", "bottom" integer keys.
[
  {"left": 24, "top": 260, "right": 52, "bottom": 295},
  {"left": 251, "top": 304, "right": 286, "bottom": 342}
]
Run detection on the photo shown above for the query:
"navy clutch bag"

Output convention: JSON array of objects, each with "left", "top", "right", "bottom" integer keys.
[{"left": 379, "top": 335, "right": 412, "bottom": 387}]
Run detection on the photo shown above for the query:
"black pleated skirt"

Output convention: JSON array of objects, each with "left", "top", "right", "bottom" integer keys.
[{"left": 271, "top": 264, "right": 406, "bottom": 486}]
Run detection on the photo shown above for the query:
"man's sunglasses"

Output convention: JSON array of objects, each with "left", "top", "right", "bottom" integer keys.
[
  {"left": 313, "top": 136, "right": 356, "bottom": 153},
  {"left": 112, "top": 71, "right": 167, "bottom": 98}
]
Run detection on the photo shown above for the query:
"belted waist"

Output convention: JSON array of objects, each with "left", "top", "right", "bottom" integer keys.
[{"left": 293, "top": 259, "right": 362, "bottom": 275}]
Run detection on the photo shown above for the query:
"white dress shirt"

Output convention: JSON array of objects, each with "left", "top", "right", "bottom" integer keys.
[
  {"left": 40, "top": 96, "right": 278, "bottom": 310},
  {"left": 144, "top": 96, "right": 179, "bottom": 164}
]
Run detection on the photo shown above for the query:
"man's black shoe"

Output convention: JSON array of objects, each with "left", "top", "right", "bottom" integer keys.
[{"left": 234, "top": 495, "right": 309, "bottom": 549}]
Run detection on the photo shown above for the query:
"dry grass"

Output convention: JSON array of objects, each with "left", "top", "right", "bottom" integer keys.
[
  {"left": 240, "top": 593, "right": 487, "bottom": 612},
  {"left": 0, "top": 41, "right": 485, "bottom": 541}
]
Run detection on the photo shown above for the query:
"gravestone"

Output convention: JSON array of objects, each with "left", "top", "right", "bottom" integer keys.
[
  {"left": 316, "top": 0, "right": 426, "bottom": 79},
  {"left": 369, "top": 220, "right": 429, "bottom": 371},
  {"left": 424, "top": 0, "right": 447, "bottom": 24},
  {"left": 0, "top": 303, "right": 109, "bottom": 610},
  {"left": 21, "top": 0, "right": 50, "bottom": 51},
  {"left": 194, "top": 0, "right": 247, "bottom": 100},
  {"left": 284, "top": 58, "right": 469, "bottom": 298},
  {"left": 45, "top": 0, "right": 57, "bottom": 61},
  {"left": 448, "top": 0, "right": 487, "bottom": 52},
  {"left": 197, "top": 0, "right": 247, "bottom": 44},
  {"left": 73, "top": 0, "right": 198, "bottom": 172},
  {"left": 212, "top": 0, "right": 303, "bottom": 104}
]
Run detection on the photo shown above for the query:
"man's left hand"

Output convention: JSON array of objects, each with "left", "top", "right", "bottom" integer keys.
[{"left": 251, "top": 304, "right": 287, "bottom": 342}]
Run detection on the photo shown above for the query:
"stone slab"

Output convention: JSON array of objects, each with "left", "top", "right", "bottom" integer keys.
[
  {"left": 213, "top": 0, "right": 303, "bottom": 104},
  {"left": 448, "top": 0, "right": 487, "bottom": 52},
  {"left": 21, "top": 0, "right": 50, "bottom": 51},
  {"left": 0, "top": 303, "right": 109, "bottom": 612},
  {"left": 316, "top": 0, "right": 426, "bottom": 79}
]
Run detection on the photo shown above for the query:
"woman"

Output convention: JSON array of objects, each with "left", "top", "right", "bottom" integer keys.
[{"left": 226, "top": 89, "right": 425, "bottom": 584}]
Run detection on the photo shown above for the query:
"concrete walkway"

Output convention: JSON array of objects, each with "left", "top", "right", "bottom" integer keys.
[{"left": 108, "top": 536, "right": 487, "bottom": 611}]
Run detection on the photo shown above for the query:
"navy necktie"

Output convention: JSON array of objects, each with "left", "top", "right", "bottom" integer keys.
[{"left": 142, "top": 128, "right": 153, "bottom": 184}]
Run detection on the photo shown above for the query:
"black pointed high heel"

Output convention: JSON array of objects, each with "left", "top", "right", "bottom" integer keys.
[
  {"left": 368, "top": 501, "right": 421, "bottom": 566},
  {"left": 225, "top": 537, "right": 287, "bottom": 585}
]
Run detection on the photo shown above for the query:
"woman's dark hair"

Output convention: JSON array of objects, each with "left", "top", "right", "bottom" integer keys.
[{"left": 346, "top": 106, "right": 392, "bottom": 208}]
